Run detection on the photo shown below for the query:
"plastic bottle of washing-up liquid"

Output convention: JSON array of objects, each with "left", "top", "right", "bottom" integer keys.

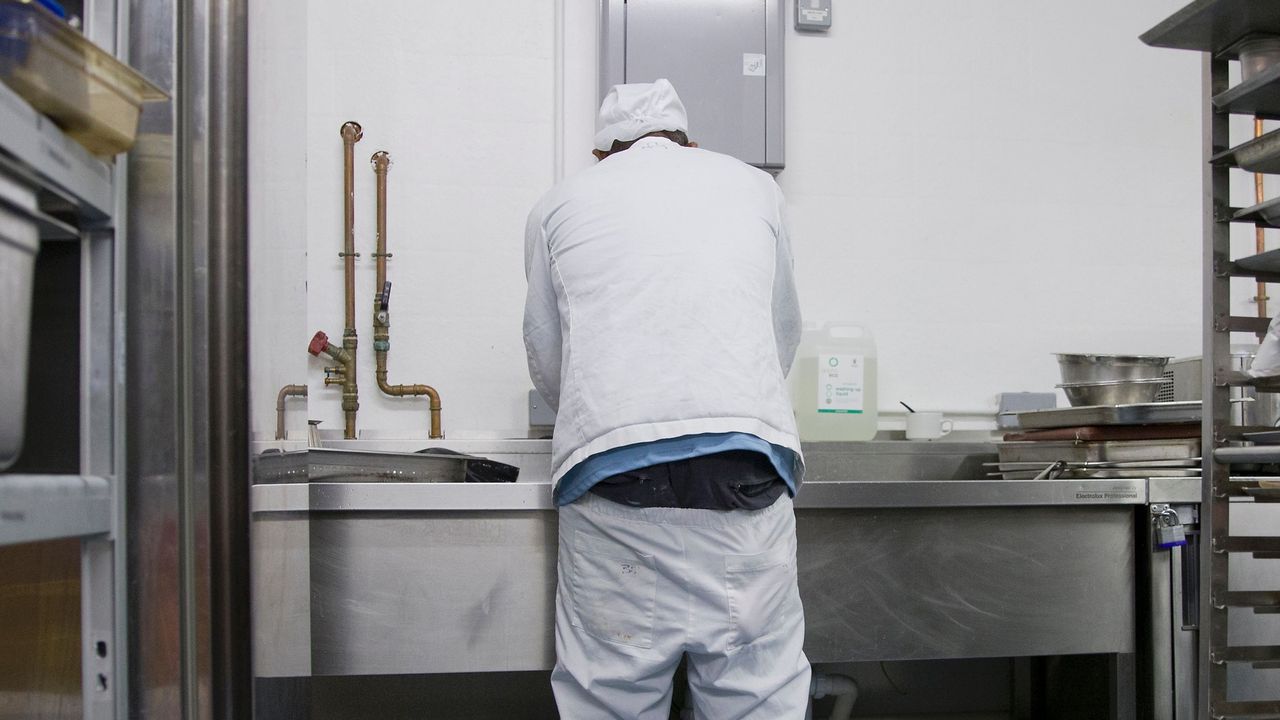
[{"left": 791, "top": 322, "right": 878, "bottom": 441}]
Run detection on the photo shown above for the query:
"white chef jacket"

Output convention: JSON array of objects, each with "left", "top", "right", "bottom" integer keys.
[{"left": 523, "top": 136, "right": 804, "bottom": 491}]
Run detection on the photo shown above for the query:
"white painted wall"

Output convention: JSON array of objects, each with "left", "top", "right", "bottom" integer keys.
[
  {"left": 779, "top": 1, "right": 1206, "bottom": 424},
  {"left": 251, "top": 0, "right": 1220, "bottom": 439},
  {"left": 249, "top": 0, "right": 309, "bottom": 439}
]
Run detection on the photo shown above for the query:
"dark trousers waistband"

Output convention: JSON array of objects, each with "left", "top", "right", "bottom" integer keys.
[{"left": 588, "top": 450, "right": 786, "bottom": 511}]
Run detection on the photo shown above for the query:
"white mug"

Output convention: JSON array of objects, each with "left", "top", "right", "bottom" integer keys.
[{"left": 905, "top": 412, "right": 953, "bottom": 440}]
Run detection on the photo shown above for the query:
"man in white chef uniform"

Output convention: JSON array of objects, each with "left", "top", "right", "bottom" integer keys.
[{"left": 523, "top": 79, "right": 810, "bottom": 719}]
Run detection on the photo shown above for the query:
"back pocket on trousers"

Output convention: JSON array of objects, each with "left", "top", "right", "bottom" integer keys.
[
  {"left": 568, "top": 530, "right": 658, "bottom": 649},
  {"left": 725, "top": 545, "right": 798, "bottom": 650}
]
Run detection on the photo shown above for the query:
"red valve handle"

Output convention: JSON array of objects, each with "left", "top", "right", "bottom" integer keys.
[{"left": 308, "top": 331, "right": 330, "bottom": 356}]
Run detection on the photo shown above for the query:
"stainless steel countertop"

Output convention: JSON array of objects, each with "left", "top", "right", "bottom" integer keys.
[
  {"left": 250, "top": 476, "right": 1201, "bottom": 513},
  {"left": 250, "top": 441, "right": 1201, "bottom": 512}
]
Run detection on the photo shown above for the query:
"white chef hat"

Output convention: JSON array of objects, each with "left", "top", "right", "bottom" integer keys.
[{"left": 593, "top": 79, "right": 689, "bottom": 152}]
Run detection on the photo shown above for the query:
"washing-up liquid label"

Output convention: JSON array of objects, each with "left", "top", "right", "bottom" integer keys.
[{"left": 817, "top": 354, "right": 864, "bottom": 413}]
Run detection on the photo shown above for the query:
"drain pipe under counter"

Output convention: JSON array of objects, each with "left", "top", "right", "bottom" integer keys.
[{"left": 807, "top": 673, "right": 859, "bottom": 720}]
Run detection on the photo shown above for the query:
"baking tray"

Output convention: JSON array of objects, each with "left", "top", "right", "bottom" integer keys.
[
  {"left": 1212, "top": 61, "right": 1280, "bottom": 119},
  {"left": 1212, "top": 128, "right": 1280, "bottom": 174},
  {"left": 1235, "top": 195, "right": 1280, "bottom": 229},
  {"left": 1244, "top": 430, "right": 1280, "bottom": 445},
  {"left": 1234, "top": 248, "right": 1280, "bottom": 277},
  {"left": 253, "top": 448, "right": 479, "bottom": 484},
  {"left": 1004, "top": 424, "right": 1201, "bottom": 443},
  {"left": 999, "top": 438, "right": 1200, "bottom": 464},
  {"left": 1244, "top": 487, "right": 1280, "bottom": 502},
  {"left": 995, "top": 439, "right": 1200, "bottom": 480},
  {"left": 994, "top": 467, "right": 1200, "bottom": 480},
  {"left": 1011, "top": 401, "right": 1201, "bottom": 430}
]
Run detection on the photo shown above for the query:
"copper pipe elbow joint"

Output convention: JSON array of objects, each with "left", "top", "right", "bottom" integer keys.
[
  {"left": 340, "top": 121, "right": 363, "bottom": 143},
  {"left": 275, "top": 384, "right": 308, "bottom": 440}
]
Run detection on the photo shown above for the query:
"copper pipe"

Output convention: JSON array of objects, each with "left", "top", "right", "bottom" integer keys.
[
  {"left": 1255, "top": 117, "right": 1270, "bottom": 326},
  {"left": 309, "top": 121, "right": 364, "bottom": 439},
  {"left": 274, "top": 384, "right": 307, "bottom": 440},
  {"left": 340, "top": 121, "right": 363, "bottom": 332},
  {"left": 375, "top": 356, "right": 443, "bottom": 438},
  {"left": 372, "top": 151, "right": 391, "bottom": 290},
  {"left": 308, "top": 331, "right": 358, "bottom": 438},
  {"left": 369, "top": 149, "right": 444, "bottom": 438}
]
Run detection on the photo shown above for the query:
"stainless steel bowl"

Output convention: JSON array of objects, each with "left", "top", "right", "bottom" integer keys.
[
  {"left": 1055, "top": 353, "right": 1171, "bottom": 385},
  {"left": 1056, "top": 378, "right": 1166, "bottom": 407}
]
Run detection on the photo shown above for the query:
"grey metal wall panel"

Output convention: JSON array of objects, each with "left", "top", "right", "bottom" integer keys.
[
  {"left": 601, "top": 0, "right": 784, "bottom": 169},
  {"left": 599, "top": 0, "right": 627, "bottom": 108},
  {"left": 764, "top": 0, "right": 784, "bottom": 168}
]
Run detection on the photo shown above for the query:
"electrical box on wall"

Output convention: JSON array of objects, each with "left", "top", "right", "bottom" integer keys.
[
  {"left": 600, "top": 0, "right": 785, "bottom": 171},
  {"left": 795, "top": 0, "right": 831, "bottom": 31}
]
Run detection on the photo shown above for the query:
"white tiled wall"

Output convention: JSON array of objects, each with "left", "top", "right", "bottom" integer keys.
[{"left": 251, "top": 0, "right": 1215, "bottom": 439}]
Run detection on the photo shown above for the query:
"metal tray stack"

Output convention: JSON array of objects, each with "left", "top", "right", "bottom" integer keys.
[
  {"left": 1004, "top": 401, "right": 1201, "bottom": 430},
  {"left": 993, "top": 439, "right": 1201, "bottom": 480},
  {"left": 996, "top": 402, "right": 1202, "bottom": 480}
]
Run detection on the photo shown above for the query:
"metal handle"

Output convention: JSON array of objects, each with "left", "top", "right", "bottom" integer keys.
[{"left": 1033, "top": 461, "right": 1067, "bottom": 480}]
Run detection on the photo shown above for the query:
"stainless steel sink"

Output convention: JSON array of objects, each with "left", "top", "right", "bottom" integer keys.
[{"left": 254, "top": 448, "right": 473, "bottom": 484}]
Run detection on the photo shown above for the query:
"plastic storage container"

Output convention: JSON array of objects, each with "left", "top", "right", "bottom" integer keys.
[
  {"left": 0, "top": 0, "right": 166, "bottom": 156},
  {"left": 1239, "top": 36, "right": 1280, "bottom": 82},
  {"left": 0, "top": 171, "right": 39, "bottom": 470},
  {"left": 791, "top": 322, "right": 878, "bottom": 441}
]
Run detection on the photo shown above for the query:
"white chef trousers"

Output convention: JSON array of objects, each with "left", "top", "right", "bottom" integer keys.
[{"left": 551, "top": 492, "right": 810, "bottom": 720}]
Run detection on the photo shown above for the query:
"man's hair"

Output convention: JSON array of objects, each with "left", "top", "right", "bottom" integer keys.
[{"left": 603, "top": 130, "right": 690, "bottom": 156}]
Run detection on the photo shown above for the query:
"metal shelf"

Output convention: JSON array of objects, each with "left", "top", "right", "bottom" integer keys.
[
  {"left": 1141, "top": 0, "right": 1280, "bottom": 55},
  {"left": 1222, "top": 591, "right": 1280, "bottom": 610},
  {"left": 1236, "top": 196, "right": 1280, "bottom": 229},
  {"left": 0, "top": 474, "right": 112, "bottom": 547},
  {"left": 1221, "top": 371, "right": 1280, "bottom": 394},
  {"left": 0, "top": 81, "right": 113, "bottom": 222},
  {"left": 1212, "top": 645, "right": 1280, "bottom": 663},
  {"left": 1213, "top": 63, "right": 1280, "bottom": 119},
  {"left": 1214, "top": 446, "right": 1280, "bottom": 465},
  {"left": 1217, "top": 535, "right": 1280, "bottom": 552},
  {"left": 1231, "top": 248, "right": 1280, "bottom": 281},
  {"left": 1212, "top": 699, "right": 1280, "bottom": 719},
  {"left": 1219, "top": 315, "right": 1273, "bottom": 335},
  {"left": 1212, "top": 129, "right": 1280, "bottom": 174},
  {"left": 0, "top": 156, "right": 80, "bottom": 240},
  {"left": 1233, "top": 196, "right": 1280, "bottom": 229}
]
